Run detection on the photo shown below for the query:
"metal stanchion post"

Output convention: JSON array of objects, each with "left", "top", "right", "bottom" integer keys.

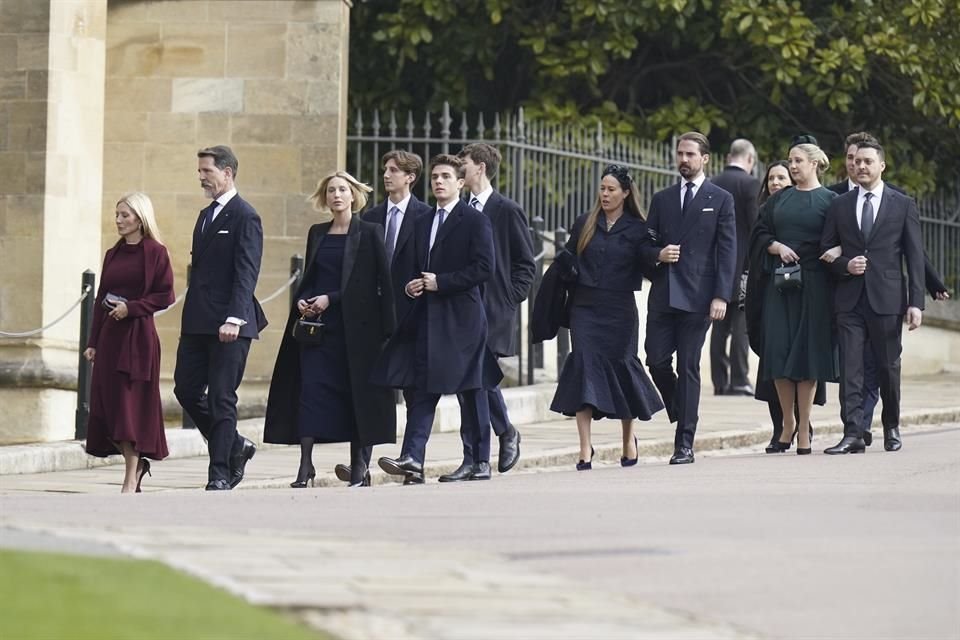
[
  {"left": 74, "top": 270, "right": 96, "bottom": 440},
  {"left": 181, "top": 264, "right": 197, "bottom": 429}
]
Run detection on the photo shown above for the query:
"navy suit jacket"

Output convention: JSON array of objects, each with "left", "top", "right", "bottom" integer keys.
[
  {"left": 821, "top": 186, "right": 925, "bottom": 314},
  {"left": 642, "top": 179, "right": 738, "bottom": 314},
  {"left": 181, "top": 193, "right": 266, "bottom": 338},
  {"left": 373, "top": 200, "right": 501, "bottom": 394},
  {"left": 361, "top": 194, "right": 432, "bottom": 323},
  {"left": 479, "top": 191, "right": 536, "bottom": 357}
]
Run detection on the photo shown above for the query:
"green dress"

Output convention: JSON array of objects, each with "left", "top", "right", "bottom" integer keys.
[{"left": 759, "top": 187, "right": 839, "bottom": 383}]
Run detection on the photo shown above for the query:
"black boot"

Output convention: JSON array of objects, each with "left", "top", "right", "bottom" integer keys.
[{"left": 349, "top": 442, "right": 372, "bottom": 487}]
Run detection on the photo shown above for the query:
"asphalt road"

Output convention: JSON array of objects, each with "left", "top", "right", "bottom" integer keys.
[{"left": 2, "top": 425, "right": 958, "bottom": 640}]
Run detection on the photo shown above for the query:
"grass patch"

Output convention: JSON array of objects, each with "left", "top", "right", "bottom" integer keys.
[{"left": 0, "top": 548, "right": 331, "bottom": 640}]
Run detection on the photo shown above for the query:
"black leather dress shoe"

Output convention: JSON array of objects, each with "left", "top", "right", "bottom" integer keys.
[
  {"left": 334, "top": 464, "right": 351, "bottom": 483},
  {"left": 824, "top": 436, "right": 866, "bottom": 455},
  {"left": 497, "top": 428, "right": 521, "bottom": 473},
  {"left": 438, "top": 462, "right": 475, "bottom": 482},
  {"left": 470, "top": 461, "right": 491, "bottom": 481},
  {"left": 378, "top": 455, "right": 423, "bottom": 478},
  {"left": 229, "top": 437, "right": 257, "bottom": 489},
  {"left": 884, "top": 427, "right": 902, "bottom": 452},
  {"left": 727, "top": 385, "right": 755, "bottom": 396},
  {"left": 402, "top": 473, "right": 425, "bottom": 485},
  {"left": 862, "top": 431, "right": 873, "bottom": 447},
  {"left": 669, "top": 447, "right": 695, "bottom": 465},
  {"left": 205, "top": 479, "right": 231, "bottom": 491}
]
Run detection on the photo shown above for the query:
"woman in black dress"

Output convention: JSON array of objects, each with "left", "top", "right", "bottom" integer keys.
[
  {"left": 264, "top": 171, "right": 396, "bottom": 487},
  {"left": 550, "top": 165, "right": 664, "bottom": 470}
]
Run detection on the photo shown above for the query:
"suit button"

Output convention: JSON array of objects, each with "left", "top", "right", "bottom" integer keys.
[{"left": 864, "top": 250, "right": 869, "bottom": 255}]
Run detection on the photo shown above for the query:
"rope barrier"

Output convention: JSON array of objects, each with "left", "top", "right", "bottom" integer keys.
[
  {"left": 0, "top": 285, "right": 93, "bottom": 339},
  {"left": 259, "top": 269, "right": 301, "bottom": 304}
]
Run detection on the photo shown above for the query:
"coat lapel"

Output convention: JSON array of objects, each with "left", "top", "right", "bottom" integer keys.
[
  {"left": 429, "top": 200, "right": 463, "bottom": 263},
  {"left": 865, "top": 186, "right": 895, "bottom": 244},
  {"left": 393, "top": 197, "right": 419, "bottom": 264},
  {"left": 194, "top": 198, "right": 234, "bottom": 260},
  {"left": 340, "top": 216, "right": 362, "bottom": 292},
  {"left": 678, "top": 182, "right": 714, "bottom": 242}
]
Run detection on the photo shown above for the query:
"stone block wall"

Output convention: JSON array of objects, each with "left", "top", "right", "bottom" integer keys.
[{"left": 102, "top": 0, "right": 350, "bottom": 393}]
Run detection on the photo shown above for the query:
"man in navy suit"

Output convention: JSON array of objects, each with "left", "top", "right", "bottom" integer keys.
[
  {"left": 375, "top": 154, "right": 500, "bottom": 482},
  {"left": 174, "top": 145, "right": 265, "bottom": 490},
  {"left": 821, "top": 140, "right": 925, "bottom": 454},
  {"left": 642, "top": 132, "right": 737, "bottom": 465},
  {"left": 333, "top": 150, "right": 432, "bottom": 484},
  {"left": 448, "top": 143, "right": 535, "bottom": 478}
]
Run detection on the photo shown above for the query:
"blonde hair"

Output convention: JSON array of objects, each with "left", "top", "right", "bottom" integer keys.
[
  {"left": 577, "top": 177, "right": 646, "bottom": 254},
  {"left": 309, "top": 171, "right": 373, "bottom": 213},
  {"left": 792, "top": 143, "right": 830, "bottom": 175},
  {"left": 117, "top": 192, "right": 163, "bottom": 244}
]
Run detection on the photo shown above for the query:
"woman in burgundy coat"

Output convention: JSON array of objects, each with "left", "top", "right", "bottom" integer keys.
[{"left": 84, "top": 192, "right": 175, "bottom": 493}]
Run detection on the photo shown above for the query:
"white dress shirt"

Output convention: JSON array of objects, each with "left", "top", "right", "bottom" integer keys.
[
  {"left": 679, "top": 173, "right": 706, "bottom": 209},
  {"left": 385, "top": 192, "right": 411, "bottom": 244},
  {"left": 856, "top": 181, "right": 884, "bottom": 229},
  {"left": 469, "top": 186, "right": 493, "bottom": 212}
]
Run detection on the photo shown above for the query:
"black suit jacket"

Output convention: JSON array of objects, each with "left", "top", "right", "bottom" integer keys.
[
  {"left": 825, "top": 181, "right": 947, "bottom": 297},
  {"left": 642, "top": 179, "right": 738, "bottom": 314},
  {"left": 821, "top": 186, "right": 925, "bottom": 314},
  {"left": 361, "top": 194, "right": 432, "bottom": 323},
  {"left": 710, "top": 166, "right": 760, "bottom": 287},
  {"left": 478, "top": 191, "right": 536, "bottom": 357},
  {"left": 181, "top": 193, "right": 266, "bottom": 338}
]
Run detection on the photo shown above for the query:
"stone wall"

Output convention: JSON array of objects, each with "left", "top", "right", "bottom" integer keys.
[{"left": 101, "top": 0, "right": 349, "bottom": 414}]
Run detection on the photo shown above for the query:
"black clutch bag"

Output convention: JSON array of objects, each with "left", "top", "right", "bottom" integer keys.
[
  {"left": 291, "top": 315, "right": 325, "bottom": 344},
  {"left": 103, "top": 292, "right": 128, "bottom": 309},
  {"left": 773, "top": 263, "right": 802, "bottom": 291}
]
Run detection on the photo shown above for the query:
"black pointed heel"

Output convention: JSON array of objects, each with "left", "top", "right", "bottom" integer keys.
[
  {"left": 796, "top": 448, "right": 812, "bottom": 455},
  {"left": 576, "top": 446, "right": 595, "bottom": 471},
  {"left": 621, "top": 436, "right": 639, "bottom": 467},
  {"left": 135, "top": 459, "right": 151, "bottom": 493},
  {"left": 290, "top": 466, "right": 316, "bottom": 488}
]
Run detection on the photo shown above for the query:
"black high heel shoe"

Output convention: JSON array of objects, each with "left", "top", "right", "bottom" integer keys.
[
  {"left": 290, "top": 466, "right": 316, "bottom": 488},
  {"left": 135, "top": 459, "right": 151, "bottom": 493},
  {"left": 796, "top": 447, "right": 812, "bottom": 455},
  {"left": 348, "top": 469, "right": 371, "bottom": 487},
  {"left": 576, "top": 446, "right": 595, "bottom": 471},
  {"left": 621, "top": 436, "right": 639, "bottom": 467},
  {"left": 766, "top": 426, "right": 797, "bottom": 453}
]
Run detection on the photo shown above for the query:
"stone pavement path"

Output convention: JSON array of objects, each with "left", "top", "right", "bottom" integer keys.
[{"left": 2, "top": 374, "right": 958, "bottom": 495}]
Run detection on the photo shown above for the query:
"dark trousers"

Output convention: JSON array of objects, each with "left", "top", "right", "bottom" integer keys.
[
  {"left": 709, "top": 304, "right": 750, "bottom": 392},
  {"left": 645, "top": 309, "right": 711, "bottom": 450},
  {"left": 455, "top": 382, "right": 510, "bottom": 461},
  {"left": 860, "top": 349, "right": 881, "bottom": 433},
  {"left": 174, "top": 334, "right": 250, "bottom": 483},
  {"left": 836, "top": 293, "right": 903, "bottom": 437},
  {"left": 400, "top": 388, "right": 491, "bottom": 465}
]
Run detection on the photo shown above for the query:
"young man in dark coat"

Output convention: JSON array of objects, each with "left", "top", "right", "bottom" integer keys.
[
  {"left": 373, "top": 154, "right": 500, "bottom": 483},
  {"left": 452, "top": 143, "right": 535, "bottom": 476},
  {"left": 174, "top": 145, "right": 266, "bottom": 491}
]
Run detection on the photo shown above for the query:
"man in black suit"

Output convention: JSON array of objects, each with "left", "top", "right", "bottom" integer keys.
[
  {"left": 824, "top": 132, "right": 949, "bottom": 446},
  {"left": 375, "top": 154, "right": 499, "bottom": 482},
  {"left": 821, "top": 140, "right": 925, "bottom": 454},
  {"left": 642, "top": 132, "right": 737, "bottom": 465},
  {"left": 334, "top": 150, "right": 432, "bottom": 484},
  {"left": 708, "top": 139, "right": 759, "bottom": 397},
  {"left": 174, "top": 145, "right": 265, "bottom": 490},
  {"left": 450, "top": 143, "right": 535, "bottom": 477}
]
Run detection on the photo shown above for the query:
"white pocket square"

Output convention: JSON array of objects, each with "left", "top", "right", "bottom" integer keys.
[
  {"left": 217, "top": 229, "right": 229, "bottom": 234},
  {"left": 702, "top": 208, "right": 714, "bottom": 213}
]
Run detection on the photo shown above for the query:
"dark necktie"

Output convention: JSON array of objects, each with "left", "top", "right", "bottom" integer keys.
[
  {"left": 861, "top": 192, "right": 875, "bottom": 239},
  {"left": 470, "top": 196, "right": 482, "bottom": 211},
  {"left": 201, "top": 200, "right": 218, "bottom": 233},
  {"left": 436, "top": 208, "right": 446, "bottom": 228},
  {"left": 385, "top": 206, "right": 400, "bottom": 261},
  {"left": 682, "top": 182, "right": 695, "bottom": 216}
]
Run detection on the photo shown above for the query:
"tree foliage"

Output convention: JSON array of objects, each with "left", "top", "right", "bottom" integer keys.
[{"left": 350, "top": 0, "right": 960, "bottom": 193}]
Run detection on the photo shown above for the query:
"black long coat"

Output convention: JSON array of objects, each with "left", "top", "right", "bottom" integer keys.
[
  {"left": 710, "top": 165, "right": 760, "bottom": 293},
  {"left": 263, "top": 217, "right": 396, "bottom": 446},
  {"left": 372, "top": 200, "right": 501, "bottom": 394},
  {"left": 480, "top": 191, "right": 536, "bottom": 357}
]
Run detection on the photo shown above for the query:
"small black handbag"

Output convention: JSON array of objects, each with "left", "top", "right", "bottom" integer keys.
[
  {"left": 773, "top": 262, "right": 802, "bottom": 291},
  {"left": 291, "top": 315, "right": 325, "bottom": 344}
]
